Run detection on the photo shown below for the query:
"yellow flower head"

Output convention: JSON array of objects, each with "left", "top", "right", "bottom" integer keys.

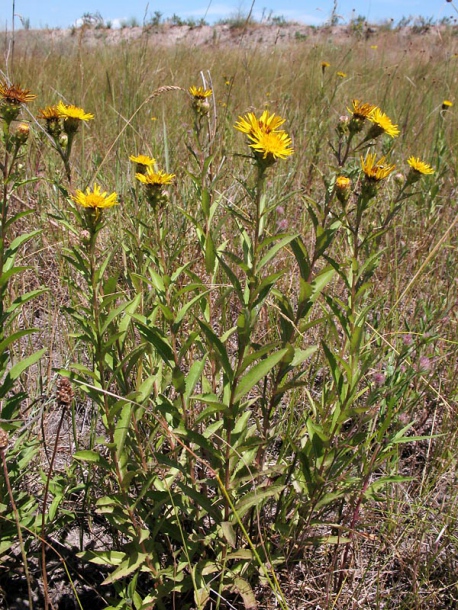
[
  {"left": 442, "top": 100, "right": 453, "bottom": 110},
  {"left": 235, "top": 110, "right": 285, "bottom": 137},
  {"left": 0, "top": 80, "right": 36, "bottom": 123},
  {"left": 248, "top": 129, "right": 294, "bottom": 162},
  {"left": 366, "top": 107, "right": 400, "bottom": 138},
  {"left": 361, "top": 153, "right": 396, "bottom": 182},
  {"left": 37, "top": 105, "right": 61, "bottom": 120},
  {"left": 57, "top": 101, "right": 94, "bottom": 121},
  {"left": 57, "top": 101, "right": 94, "bottom": 135},
  {"left": 336, "top": 176, "right": 351, "bottom": 190},
  {"left": 370, "top": 45, "right": 378, "bottom": 49},
  {"left": 0, "top": 80, "right": 36, "bottom": 105},
  {"left": 349, "top": 99, "right": 377, "bottom": 119},
  {"left": 130, "top": 154, "right": 155, "bottom": 166},
  {"left": 407, "top": 156, "right": 434, "bottom": 175},
  {"left": 13, "top": 122, "right": 30, "bottom": 145},
  {"left": 136, "top": 168, "right": 175, "bottom": 209},
  {"left": 336, "top": 71, "right": 347, "bottom": 78},
  {"left": 72, "top": 184, "right": 119, "bottom": 209},
  {"left": 189, "top": 85, "right": 213, "bottom": 99},
  {"left": 136, "top": 168, "right": 175, "bottom": 186},
  {"left": 321, "top": 61, "right": 331, "bottom": 72},
  {"left": 38, "top": 105, "right": 62, "bottom": 137},
  {"left": 335, "top": 175, "right": 352, "bottom": 204}
]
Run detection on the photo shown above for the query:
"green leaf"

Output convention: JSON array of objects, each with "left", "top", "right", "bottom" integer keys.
[
  {"left": 185, "top": 357, "right": 207, "bottom": 401},
  {"left": 0, "top": 329, "right": 38, "bottom": 356},
  {"left": 102, "top": 549, "right": 147, "bottom": 585},
  {"left": 174, "top": 289, "right": 210, "bottom": 329},
  {"left": 290, "top": 236, "right": 311, "bottom": 280},
  {"left": 196, "top": 319, "right": 233, "bottom": 382},
  {"left": 231, "top": 577, "right": 257, "bottom": 610},
  {"left": 78, "top": 549, "right": 126, "bottom": 566},
  {"left": 233, "top": 484, "right": 284, "bottom": 518},
  {"left": 233, "top": 348, "right": 287, "bottom": 404},
  {"left": 114, "top": 402, "right": 132, "bottom": 463},
  {"left": 73, "top": 450, "right": 111, "bottom": 470},
  {"left": 0, "top": 266, "right": 28, "bottom": 287},
  {"left": 135, "top": 319, "right": 174, "bottom": 366},
  {"left": 220, "top": 521, "right": 236, "bottom": 548},
  {"left": 0, "top": 348, "right": 46, "bottom": 399},
  {"left": 257, "top": 233, "right": 299, "bottom": 270}
]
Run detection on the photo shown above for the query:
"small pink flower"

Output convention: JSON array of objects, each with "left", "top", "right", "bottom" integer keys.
[
  {"left": 373, "top": 372, "right": 386, "bottom": 386},
  {"left": 277, "top": 218, "right": 288, "bottom": 232},
  {"left": 419, "top": 356, "right": 432, "bottom": 371}
]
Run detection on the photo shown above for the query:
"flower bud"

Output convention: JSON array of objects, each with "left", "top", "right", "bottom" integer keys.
[
  {"left": 335, "top": 175, "right": 352, "bottom": 205},
  {"left": 13, "top": 122, "right": 30, "bottom": 145}
]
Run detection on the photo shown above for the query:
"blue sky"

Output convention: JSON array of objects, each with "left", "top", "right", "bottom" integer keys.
[{"left": 0, "top": 0, "right": 455, "bottom": 29}]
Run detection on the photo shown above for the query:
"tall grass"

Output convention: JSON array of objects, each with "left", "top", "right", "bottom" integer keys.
[{"left": 0, "top": 23, "right": 457, "bottom": 609}]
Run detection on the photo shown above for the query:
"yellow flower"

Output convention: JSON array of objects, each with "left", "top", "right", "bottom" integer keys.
[
  {"left": 136, "top": 168, "right": 175, "bottom": 186},
  {"left": 361, "top": 153, "right": 396, "bottom": 181},
  {"left": 349, "top": 99, "right": 377, "bottom": 119},
  {"left": 336, "top": 71, "right": 347, "bottom": 78},
  {"left": 130, "top": 154, "right": 155, "bottom": 166},
  {"left": 189, "top": 85, "right": 213, "bottom": 99},
  {"left": 335, "top": 175, "right": 352, "bottom": 204},
  {"left": 442, "top": 100, "right": 453, "bottom": 110},
  {"left": 37, "top": 105, "right": 61, "bottom": 120},
  {"left": 57, "top": 101, "right": 94, "bottom": 121},
  {"left": 321, "top": 61, "right": 330, "bottom": 72},
  {"left": 248, "top": 129, "right": 294, "bottom": 162},
  {"left": 136, "top": 168, "right": 175, "bottom": 209},
  {"left": 13, "top": 122, "right": 30, "bottom": 145},
  {"left": 234, "top": 110, "right": 285, "bottom": 137},
  {"left": 0, "top": 80, "right": 36, "bottom": 105},
  {"left": 130, "top": 154, "right": 156, "bottom": 175},
  {"left": 72, "top": 184, "right": 118, "bottom": 209},
  {"left": 38, "top": 105, "right": 62, "bottom": 137},
  {"left": 407, "top": 156, "right": 434, "bottom": 175},
  {"left": 370, "top": 45, "right": 378, "bottom": 49},
  {"left": 336, "top": 176, "right": 351, "bottom": 190},
  {"left": 366, "top": 107, "right": 400, "bottom": 138}
]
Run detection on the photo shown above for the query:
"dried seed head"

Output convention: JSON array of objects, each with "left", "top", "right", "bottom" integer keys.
[
  {"left": 56, "top": 377, "right": 74, "bottom": 408},
  {"left": 0, "top": 429, "right": 9, "bottom": 450}
]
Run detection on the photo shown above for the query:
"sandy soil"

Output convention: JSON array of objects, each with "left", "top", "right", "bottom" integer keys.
[{"left": 3, "top": 22, "right": 449, "bottom": 51}]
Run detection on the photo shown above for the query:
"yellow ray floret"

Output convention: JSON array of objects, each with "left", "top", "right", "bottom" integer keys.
[
  {"left": 349, "top": 99, "right": 377, "bottom": 119},
  {"left": 248, "top": 129, "right": 294, "bottom": 160},
  {"left": 361, "top": 153, "right": 396, "bottom": 181},
  {"left": 136, "top": 168, "right": 175, "bottom": 186},
  {"left": 235, "top": 110, "right": 286, "bottom": 136},
  {"left": 57, "top": 100, "right": 94, "bottom": 121},
  {"left": 129, "top": 154, "right": 156, "bottom": 166},
  {"left": 188, "top": 86, "right": 213, "bottom": 99},
  {"left": 72, "top": 184, "right": 119, "bottom": 209},
  {"left": 0, "top": 80, "right": 36, "bottom": 104},
  {"left": 407, "top": 156, "right": 434, "bottom": 175},
  {"left": 37, "top": 105, "right": 61, "bottom": 120},
  {"left": 367, "top": 107, "right": 400, "bottom": 138}
]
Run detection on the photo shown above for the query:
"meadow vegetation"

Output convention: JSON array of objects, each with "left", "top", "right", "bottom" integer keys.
[{"left": 0, "top": 19, "right": 457, "bottom": 609}]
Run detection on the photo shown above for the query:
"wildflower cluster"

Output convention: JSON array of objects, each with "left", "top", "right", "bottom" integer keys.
[
  {"left": 334, "top": 98, "right": 434, "bottom": 203},
  {"left": 37, "top": 101, "right": 93, "bottom": 182}
]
